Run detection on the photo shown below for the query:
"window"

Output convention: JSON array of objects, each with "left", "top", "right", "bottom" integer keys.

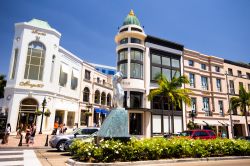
[
  {"left": 239, "top": 82, "right": 243, "bottom": 93},
  {"left": 107, "top": 93, "right": 111, "bottom": 106},
  {"left": 228, "top": 68, "right": 233, "bottom": 76},
  {"left": 85, "top": 70, "right": 91, "bottom": 80},
  {"left": 215, "top": 66, "right": 220, "bottom": 72},
  {"left": 83, "top": 87, "right": 90, "bottom": 102},
  {"left": 130, "top": 63, "right": 143, "bottom": 79},
  {"left": 24, "top": 41, "right": 45, "bottom": 80},
  {"left": 229, "top": 80, "right": 235, "bottom": 94},
  {"left": 71, "top": 71, "right": 78, "bottom": 90},
  {"left": 120, "top": 28, "right": 128, "bottom": 33},
  {"left": 247, "top": 73, "right": 250, "bottom": 80},
  {"left": 172, "top": 59, "right": 180, "bottom": 68},
  {"left": 237, "top": 70, "right": 242, "bottom": 77},
  {"left": 10, "top": 48, "right": 18, "bottom": 79},
  {"left": 131, "top": 38, "right": 141, "bottom": 44},
  {"left": 94, "top": 90, "right": 100, "bottom": 104},
  {"left": 218, "top": 100, "right": 224, "bottom": 116},
  {"left": 50, "top": 55, "right": 56, "bottom": 82},
  {"left": 97, "top": 77, "right": 100, "bottom": 83},
  {"left": 191, "top": 98, "right": 196, "bottom": 112},
  {"left": 201, "top": 76, "right": 208, "bottom": 90},
  {"left": 103, "top": 80, "right": 106, "bottom": 85},
  {"left": 120, "top": 38, "right": 128, "bottom": 44},
  {"left": 202, "top": 97, "right": 209, "bottom": 112},
  {"left": 59, "top": 65, "right": 68, "bottom": 87},
  {"left": 150, "top": 50, "right": 180, "bottom": 81},
  {"left": 189, "top": 73, "right": 195, "bottom": 88},
  {"left": 188, "top": 60, "right": 194, "bottom": 66},
  {"left": 101, "top": 92, "right": 106, "bottom": 105},
  {"left": 118, "top": 63, "right": 127, "bottom": 77},
  {"left": 130, "top": 49, "right": 143, "bottom": 61},
  {"left": 131, "top": 27, "right": 142, "bottom": 32},
  {"left": 216, "top": 78, "right": 222, "bottom": 92},
  {"left": 201, "top": 64, "right": 206, "bottom": 70},
  {"left": 130, "top": 92, "right": 143, "bottom": 108},
  {"left": 129, "top": 113, "right": 143, "bottom": 135},
  {"left": 118, "top": 49, "right": 128, "bottom": 61}
]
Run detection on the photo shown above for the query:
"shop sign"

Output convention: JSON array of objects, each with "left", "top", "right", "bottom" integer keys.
[
  {"left": 32, "top": 29, "right": 46, "bottom": 36},
  {"left": 19, "top": 81, "right": 44, "bottom": 88}
]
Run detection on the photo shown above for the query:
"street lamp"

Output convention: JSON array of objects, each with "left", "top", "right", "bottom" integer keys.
[{"left": 39, "top": 97, "right": 47, "bottom": 134}]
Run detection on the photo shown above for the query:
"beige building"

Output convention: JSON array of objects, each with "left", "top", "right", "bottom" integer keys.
[{"left": 184, "top": 48, "right": 250, "bottom": 138}]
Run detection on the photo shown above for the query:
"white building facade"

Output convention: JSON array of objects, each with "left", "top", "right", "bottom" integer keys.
[{"left": 2, "top": 19, "right": 113, "bottom": 132}]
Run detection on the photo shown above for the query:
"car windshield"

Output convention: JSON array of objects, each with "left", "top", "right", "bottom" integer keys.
[{"left": 180, "top": 131, "right": 192, "bottom": 136}]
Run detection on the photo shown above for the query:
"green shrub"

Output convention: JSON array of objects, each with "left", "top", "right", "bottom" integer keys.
[{"left": 69, "top": 137, "right": 250, "bottom": 163}]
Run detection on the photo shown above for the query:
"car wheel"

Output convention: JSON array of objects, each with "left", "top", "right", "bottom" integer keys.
[{"left": 57, "top": 140, "right": 66, "bottom": 152}]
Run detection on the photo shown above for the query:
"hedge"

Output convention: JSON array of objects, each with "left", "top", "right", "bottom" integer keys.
[{"left": 69, "top": 137, "right": 250, "bottom": 163}]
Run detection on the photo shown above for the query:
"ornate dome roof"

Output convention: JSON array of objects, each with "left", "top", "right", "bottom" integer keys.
[{"left": 122, "top": 10, "right": 141, "bottom": 27}]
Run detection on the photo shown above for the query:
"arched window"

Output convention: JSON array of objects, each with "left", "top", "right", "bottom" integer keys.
[
  {"left": 101, "top": 92, "right": 106, "bottom": 105},
  {"left": 94, "top": 90, "right": 100, "bottom": 104},
  {"left": 24, "top": 41, "right": 46, "bottom": 80},
  {"left": 83, "top": 87, "right": 90, "bottom": 102},
  {"left": 107, "top": 93, "right": 111, "bottom": 106}
]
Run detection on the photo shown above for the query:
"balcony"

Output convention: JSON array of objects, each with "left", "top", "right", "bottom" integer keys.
[
  {"left": 219, "top": 111, "right": 224, "bottom": 117},
  {"left": 204, "top": 110, "right": 213, "bottom": 116}
]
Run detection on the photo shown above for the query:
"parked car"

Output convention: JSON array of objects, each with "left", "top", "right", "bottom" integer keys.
[
  {"left": 179, "top": 129, "right": 216, "bottom": 139},
  {"left": 49, "top": 127, "right": 99, "bottom": 151},
  {"left": 164, "top": 133, "right": 180, "bottom": 139},
  {"left": 237, "top": 136, "right": 250, "bottom": 142},
  {"left": 64, "top": 131, "right": 98, "bottom": 151}
]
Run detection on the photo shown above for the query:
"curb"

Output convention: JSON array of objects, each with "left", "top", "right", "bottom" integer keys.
[{"left": 66, "top": 156, "right": 250, "bottom": 166}]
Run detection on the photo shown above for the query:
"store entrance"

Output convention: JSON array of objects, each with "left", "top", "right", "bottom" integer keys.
[{"left": 17, "top": 98, "right": 38, "bottom": 130}]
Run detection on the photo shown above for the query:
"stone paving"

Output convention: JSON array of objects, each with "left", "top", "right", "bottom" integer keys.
[{"left": 0, "top": 131, "right": 52, "bottom": 148}]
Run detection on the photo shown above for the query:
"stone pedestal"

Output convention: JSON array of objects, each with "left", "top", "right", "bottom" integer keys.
[{"left": 97, "top": 108, "right": 130, "bottom": 138}]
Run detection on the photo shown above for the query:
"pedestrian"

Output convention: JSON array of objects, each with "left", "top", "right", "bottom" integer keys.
[
  {"left": 59, "top": 123, "right": 63, "bottom": 134},
  {"left": 2, "top": 123, "right": 11, "bottom": 144},
  {"left": 52, "top": 120, "right": 59, "bottom": 135},
  {"left": 25, "top": 126, "right": 31, "bottom": 144},
  {"left": 16, "top": 123, "right": 23, "bottom": 138},
  {"left": 62, "top": 123, "right": 67, "bottom": 134},
  {"left": 29, "top": 123, "right": 36, "bottom": 146}
]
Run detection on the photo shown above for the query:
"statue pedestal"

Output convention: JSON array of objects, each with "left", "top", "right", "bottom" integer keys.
[{"left": 97, "top": 108, "right": 130, "bottom": 139}]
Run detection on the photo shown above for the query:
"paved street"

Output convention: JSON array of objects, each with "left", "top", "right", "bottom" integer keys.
[{"left": 35, "top": 149, "right": 70, "bottom": 166}]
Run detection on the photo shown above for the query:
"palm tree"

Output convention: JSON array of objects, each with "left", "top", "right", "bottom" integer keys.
[
  {"left": 0, "top": 74, "right": 7, "bottom": 98},
  {"left": 148, "top": 74, "right": 192, "bottom": 135},
  {"left": 230, "top": 85, "right": 250, "bottom": 136}
]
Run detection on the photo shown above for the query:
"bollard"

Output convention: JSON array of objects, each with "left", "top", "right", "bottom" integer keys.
[
  {"left": 18, "top": 134, "right": 22, "bottom": 146},
  {"left": 45, "top": 135, "right": 49, "bottom": 146}
]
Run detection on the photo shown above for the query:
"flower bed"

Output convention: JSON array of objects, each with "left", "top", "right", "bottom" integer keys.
[{"left": 69, "top": 137, "right": 250, "bottom": 163}]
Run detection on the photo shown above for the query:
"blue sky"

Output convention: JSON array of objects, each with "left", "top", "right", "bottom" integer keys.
[{"left": 0, "top": 0, "right": 250, "bottom": 75}]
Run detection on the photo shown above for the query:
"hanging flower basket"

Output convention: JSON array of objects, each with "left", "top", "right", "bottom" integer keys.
[
  {"left": 35, "top": 110, "right": 42, "bottom": 116},
  {"left": 85, "top": 112, "right": 92, "bottom": 116},
  {"left": 44, "top": 109, "right": 51, "bottom": 117}
]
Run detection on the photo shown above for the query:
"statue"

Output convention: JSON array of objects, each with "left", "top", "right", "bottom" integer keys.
[
  {"left": 97, "top": 71, "right": 130, "bottom": 140},
  {"left": 112, "top": 71, "right": 124, "bottom": 108}
]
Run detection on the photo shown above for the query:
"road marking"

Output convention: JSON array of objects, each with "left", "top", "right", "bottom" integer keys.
[
  {"left": 0, "top": 154, "right": 23, "bottom": 158},
  {"left": 23, "top": 150, "right": 42, "bottom": 166},
  {"left": 0, "top": 151, "right": 22, "bottom": 154},
  {"left": 0, "top": 160, "right": 23, "bottom": 166}
]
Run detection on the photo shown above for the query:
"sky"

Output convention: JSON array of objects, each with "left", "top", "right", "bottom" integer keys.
[{"left": 0, "top": 0, "right": 250, "bottom": 75}]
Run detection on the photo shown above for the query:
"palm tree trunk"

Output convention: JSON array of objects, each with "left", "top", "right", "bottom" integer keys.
[
  {"left": 168, "top": 97, "right": 171, "bottom": 134},
  {"left": 171, "top": 104, "right": 174, "bottom": 134},
  {"left": 244, "top": 106, "right": 249, "bottom": 136}
]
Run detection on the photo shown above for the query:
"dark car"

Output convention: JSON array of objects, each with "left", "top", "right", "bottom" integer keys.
[
  {"left": 180, "top": 129, "right": 216, "bottom": 139},
  {"left": 237, "top": 136, "right": 250, "bottom": 142},
  {"left": 49, "top": 127, "right": 99, "bottom": 151}
]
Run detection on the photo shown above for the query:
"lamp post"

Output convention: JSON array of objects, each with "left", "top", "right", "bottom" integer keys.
[
  {"left": 39, "top": 97, "right": 47, "bottom": 134},
  {"left": 86, "top": 103, "right": 93, "bottom": 127},
  {"left": 225, "top": 72, "right": 234, "bottom": 138}
]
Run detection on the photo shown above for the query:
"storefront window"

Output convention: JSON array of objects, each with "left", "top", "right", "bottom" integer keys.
[{"left": 129, "top": 113, "right": 143, "bottom": 135}]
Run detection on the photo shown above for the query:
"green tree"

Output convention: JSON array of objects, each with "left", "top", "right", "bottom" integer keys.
[
  {"left": 0, "top": 74, "right": 7, "bottom": 98},
  {"left": 148, "top": 74, "right": 192, "bottom": 135},
  {"left": 230, "top": 85, "right": 250, "bottom": 136}
]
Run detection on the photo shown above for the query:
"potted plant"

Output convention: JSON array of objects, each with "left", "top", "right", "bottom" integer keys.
[
  {"left": 35, "top": 110, "right": 42, "bottom": 116},
  {"left": 44, "top": 109, "right": 51, "bottom": 117},
  {"left": 85, "top": 112, "right": 92, "bottom": 116}
]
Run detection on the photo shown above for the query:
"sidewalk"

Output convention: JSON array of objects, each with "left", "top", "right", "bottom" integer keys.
[{"left": 0, "top": 132, "right": 52, "bottom": 148}]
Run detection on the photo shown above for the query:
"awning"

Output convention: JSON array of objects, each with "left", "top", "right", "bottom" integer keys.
[
  {"left": 101, "top": 109, "right": 109, "bottom": 115},
  {"left": 94, "top": 108, "right": 102, "bottom": 113}
]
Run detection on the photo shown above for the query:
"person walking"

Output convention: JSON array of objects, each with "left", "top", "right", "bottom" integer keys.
[
  {"left": 2, "top": 123, "right": 11, "bottom": 144},
  {"left": 25, "top": 126, "right": 31, "bottom": 144},
  {"left": 29, "top": 123, "right": 36, "bottom": 146}
]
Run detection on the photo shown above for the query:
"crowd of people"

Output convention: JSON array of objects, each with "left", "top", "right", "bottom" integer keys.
[{"left": 52, "top": 121, "right": 67, "bottom": 135}]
